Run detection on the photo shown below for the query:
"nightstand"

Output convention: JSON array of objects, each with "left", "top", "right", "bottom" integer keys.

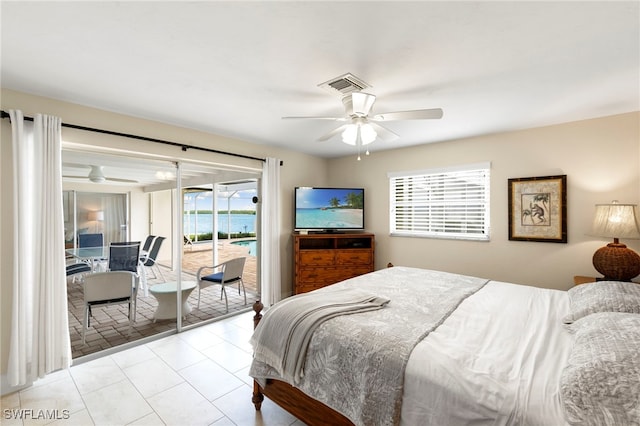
[
  {"left": 573, "top": 276, "right": 597, "bottom": 286},
  {"left": 573, "top": 276, "right": 640, "bottom": 285}
]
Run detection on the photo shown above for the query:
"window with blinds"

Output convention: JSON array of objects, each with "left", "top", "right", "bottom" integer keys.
[{"left": 388, "top": 162, "right": 490, "bottom": 241}]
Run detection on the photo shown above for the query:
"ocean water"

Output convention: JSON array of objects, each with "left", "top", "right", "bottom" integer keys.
[
  {"left": 184, "top": 213, "right": 256, "bottom": 235},
  {"left": 295, "top": 208, "right": 363, "bottom": 228}
]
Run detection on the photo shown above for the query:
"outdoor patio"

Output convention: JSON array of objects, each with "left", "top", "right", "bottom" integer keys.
[{"left": 68, "top": 239, "right": 259, "bottom": 359}]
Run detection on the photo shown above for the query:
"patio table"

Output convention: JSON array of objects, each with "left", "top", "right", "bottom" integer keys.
[
  {"left": 65, "top": 246, "right": 108, "bottom": 272},
  {"left": 148, "top": 281, "right": 197, "bottom": 321}
]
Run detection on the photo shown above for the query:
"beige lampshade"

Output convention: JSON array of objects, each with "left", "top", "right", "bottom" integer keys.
[
  {"left": 591, "top": 202, "right": 640, "bottom": 239},
  {"left": 88, "top": 210, "right": 104, "bottom": 221},
  {"left": 591, "top": 201, "right": 640, "bottom": 281}
]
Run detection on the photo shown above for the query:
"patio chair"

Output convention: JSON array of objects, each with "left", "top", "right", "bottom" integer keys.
[
  {"left": 142, "top": 235, "right": 156, "bottom": 252},
  {"left": 196, "top": 257, "right": 246, "bottom": 313},
  {"left": 108, "top": 241, "right": 141, "bottom": 273},
  {"left": 142, "top": 236, "right": 165, "bottom": 282},
  {"left": 78, "top": 232, "right": 106, "bottom": 270},
  {"left": 66, "top": 262, "right": 92, "bottom": 283},
  {"left": 82, "top": 271, "right": 137, "bottom": 345},
  {"left": 78, "top": 233, "right": 104, "bottom": 248},
  {"left": 184, "top": 235, "right": 194, "bottom": 251},
  {"left": 108, "top": 242, "right": 141, "bottom": 314}
]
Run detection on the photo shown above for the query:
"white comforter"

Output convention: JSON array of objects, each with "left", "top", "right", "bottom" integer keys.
[{"left": 402, "top": 280, "right": 572, "bottom": 426}]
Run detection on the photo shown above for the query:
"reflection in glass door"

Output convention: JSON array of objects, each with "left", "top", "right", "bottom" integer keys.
[{"left": 63, "top": 190, "right": 128, "bottom": 248}]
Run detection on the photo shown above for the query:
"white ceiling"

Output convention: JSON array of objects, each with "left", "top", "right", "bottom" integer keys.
[{"left": 2, "top": 1, "right": 639, "bottom": 160}]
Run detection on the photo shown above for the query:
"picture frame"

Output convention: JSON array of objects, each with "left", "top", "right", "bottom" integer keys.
[{"left": 508, "top": 175, "right": 567, "bottom": 243}]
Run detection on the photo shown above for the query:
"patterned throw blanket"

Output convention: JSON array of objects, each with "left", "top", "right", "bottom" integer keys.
[
  {"left": 250, "top": 267, "right": 489, "bottom": 426},
  {"left": 250, "top": 288, "right": 391, "bottom": 384}
]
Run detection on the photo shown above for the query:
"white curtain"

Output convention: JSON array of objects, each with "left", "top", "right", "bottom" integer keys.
[
  {"left": 8, "top": 110, "right": 71, "bottom": 386},
  {"left": 102, "top": 193, "right": 127, "bottom": 243},
  {"left": 260, "top": 157, "right": 282, "bottom": 306}
]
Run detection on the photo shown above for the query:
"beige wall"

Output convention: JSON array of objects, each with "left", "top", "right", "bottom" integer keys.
[
  {"left": 327, "top": 112, "right": 640, "bottom": 290},
  {"left": 0, "top": 89, "right": 328, "bottom": 382}
]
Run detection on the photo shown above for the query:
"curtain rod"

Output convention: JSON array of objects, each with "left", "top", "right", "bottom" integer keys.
[{"left": 0, "top": 110, "right": 270, "bottom": 163}]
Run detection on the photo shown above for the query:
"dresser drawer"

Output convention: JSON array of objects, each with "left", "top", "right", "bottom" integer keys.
[
  {"left": 336, "top": 250, "right": 372, "bottom": 266},
  {"left": 297, "top": 267, "right": 348, "bottom": 283},
  {"left": 295, "top": 282, "right": 324, "bottom": 294},
  {"left": 298, "top": 250, "right": 335, "bottom": 266},
  {"left": 297, "top": 266, "right": 373, "bottom": 284},
  {"left": 336, "top": 266, "right": 373, "bottom": 282}
]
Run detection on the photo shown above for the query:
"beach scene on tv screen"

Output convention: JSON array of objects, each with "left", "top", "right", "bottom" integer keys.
[{"left": 296, "top": 188, "right": 364, "bottom": 229}]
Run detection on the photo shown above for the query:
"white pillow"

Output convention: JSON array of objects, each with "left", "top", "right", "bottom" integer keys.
[{"left": 563, "top": 281, "right": 640, "bottom": 324}]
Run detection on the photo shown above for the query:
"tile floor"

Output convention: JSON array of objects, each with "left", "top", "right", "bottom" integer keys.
[{"left": 1, "top": 311, "right": 306, "bottom": 426}]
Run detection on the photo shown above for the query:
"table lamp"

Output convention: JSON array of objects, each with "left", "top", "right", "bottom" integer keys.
[
  {"left": 590, "top": 201, "right": 640, "bottom": 281},
  {"left": 88, "top": 210, "right": 104, "bottom": 233}
]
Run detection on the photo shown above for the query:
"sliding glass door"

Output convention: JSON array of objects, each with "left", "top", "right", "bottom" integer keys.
[{"left": 63, "top": 149, "right": 262, "bottom": 359}]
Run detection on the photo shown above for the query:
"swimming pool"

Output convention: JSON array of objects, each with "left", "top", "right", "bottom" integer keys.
[{"left": 231, "top": 239, "right": 257, "bottom": 256}]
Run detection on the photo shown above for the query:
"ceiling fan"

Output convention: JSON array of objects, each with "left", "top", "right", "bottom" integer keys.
[
  {"left": 283, "top": 91, "right": 443, "bottom": 157},
  {"left": 63, "top": 165, "right": 138, "bottom": 184}
]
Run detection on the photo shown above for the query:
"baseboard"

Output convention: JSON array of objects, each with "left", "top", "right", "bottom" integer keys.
[{"left": 0, "top": 373, "right": 32, "bottom": 397}]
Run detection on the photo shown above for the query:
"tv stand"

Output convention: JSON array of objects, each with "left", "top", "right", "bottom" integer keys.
[{"left": 293, "top": 233, "right": 375, "bottom": 294}]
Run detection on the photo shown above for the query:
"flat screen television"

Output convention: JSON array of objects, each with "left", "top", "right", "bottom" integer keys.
[{"left": 294, "top": 187, "right": 365, "bottom": 232}]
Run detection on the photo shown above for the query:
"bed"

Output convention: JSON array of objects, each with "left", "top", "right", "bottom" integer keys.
[{"left": 249, "top": 266, "right": 640, "bottom": 426}]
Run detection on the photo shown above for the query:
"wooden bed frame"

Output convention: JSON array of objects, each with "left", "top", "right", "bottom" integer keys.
[{"left": 251, "top": 300, "right": 355, "bottom": 425}]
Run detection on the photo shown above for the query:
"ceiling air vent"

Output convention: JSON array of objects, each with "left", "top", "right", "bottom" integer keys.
[{"left": 318, "top": 73, "right": 372, "bottom": 96}]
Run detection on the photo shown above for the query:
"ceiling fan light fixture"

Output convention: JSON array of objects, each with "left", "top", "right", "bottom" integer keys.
[
  {"left": 360, "top": 123, "right": 377, "bottom": 145},
  {"left": 341, "top": 123, "right": 377, "bottom": 146},
  {"left": 341, "top": 125, "right": 358, "bottom": 146},
  {"left": 155, "top": 171, "right": 175, "bottom": 180}
]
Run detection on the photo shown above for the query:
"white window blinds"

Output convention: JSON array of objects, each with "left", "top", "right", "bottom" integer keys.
[{"left": 388, "top": 162, "right": 490, "bottom": 240}]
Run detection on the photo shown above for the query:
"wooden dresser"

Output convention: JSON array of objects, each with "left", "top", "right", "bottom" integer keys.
[{"left": 293, "top": 232, "right": 375, "bottom": 294}]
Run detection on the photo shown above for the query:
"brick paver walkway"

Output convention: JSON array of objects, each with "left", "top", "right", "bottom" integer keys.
[{"left": 68, "top": 238, "right": 259, "bottom": 359}]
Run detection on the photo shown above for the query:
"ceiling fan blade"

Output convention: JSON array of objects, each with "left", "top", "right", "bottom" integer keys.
[
  {"left": 106, "top": 177, "right": 138, "bottom": 183},
  {"left": 282, "top": 116, "right": 346, "bottom": 121},
  {"left": 318, "top": 124, "right": 349, "bottom": 141},
  {"left": 369, "top": 122, "right": 400, "bottom": 142},
  {"left": 372, "top": 108, "right": 444, "bottom": 121},
  {"left": 350, "top": 92, "right": 376, "bottom": 116},
  {"left": 63, "top": 162, "right": 90, "bottom": 169},
  {"left": 63, "top": 175, "right": 137, "bottom": 183}
]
